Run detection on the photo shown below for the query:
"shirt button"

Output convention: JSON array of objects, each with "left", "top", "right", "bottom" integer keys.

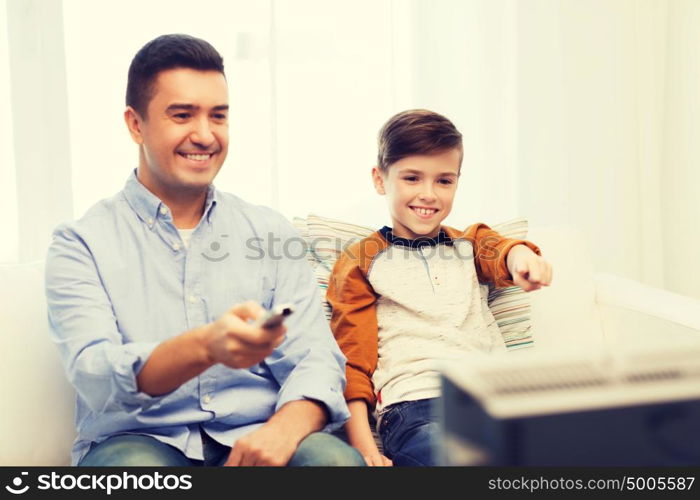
[
  {"left": 147, "top": 218, "right": 154, "bottom": 226},
  {"left": 172, "top": 242, "right": 181, "bottom": 251},
  {"left": 160, "top": 206, "right": 168, "bottom": 215},
  {"left": 188, "top": 295, "right": 197, "bottom": 304},
  {"left": 203, "top": 394, "right": 212, "bottom": 404}
]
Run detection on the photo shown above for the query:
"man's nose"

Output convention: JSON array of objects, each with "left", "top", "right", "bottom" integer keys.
[{"left": 190, "top": 118, "right": 216, "bottom": 148}]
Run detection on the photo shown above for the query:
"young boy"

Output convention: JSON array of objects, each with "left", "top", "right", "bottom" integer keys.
[{"left": 327, "top": 109, "right": 552, "bottom": 466}]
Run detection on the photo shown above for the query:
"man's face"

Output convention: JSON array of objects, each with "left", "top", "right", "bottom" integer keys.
[
  {"left": 126, "top": 68, "right": 229, "bottom": 194},
  {"left": 372, "top": 148, "right": 461, "bottom": 239}
]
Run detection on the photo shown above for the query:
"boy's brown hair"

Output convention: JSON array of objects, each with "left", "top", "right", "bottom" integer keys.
[{"left": 377, "top": 109, "right": 463, "bottom": 172}]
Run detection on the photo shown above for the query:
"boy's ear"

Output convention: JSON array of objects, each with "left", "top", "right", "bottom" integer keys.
[
  {"left": 372, "top": 166, "right": 386, "bottom": 195},
  {"left": 124, "top": 106, "right": 145, "bottom": 145}
]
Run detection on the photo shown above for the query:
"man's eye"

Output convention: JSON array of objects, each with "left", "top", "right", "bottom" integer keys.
[
  {"left": 212, "top": 113, "right": 228, "bottom": 121},
  {"left": 173, "top": 113, "right": 191, "bottom": 120}
]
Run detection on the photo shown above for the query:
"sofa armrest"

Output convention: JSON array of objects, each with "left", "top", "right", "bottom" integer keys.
[{"left": 594, "top": 272, "right": 700, "bottom": 346}]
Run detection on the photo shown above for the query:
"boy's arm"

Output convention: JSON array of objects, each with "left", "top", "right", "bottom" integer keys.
[
  {"left": 506, "top": 244, "right": 553, "bottom": 291},
  {"left": 327, "top": 237, "right": 392, "bottom": 466},
  {"left": 326, "top": 247, "right": 380, "bottom": 410},
  {"left": 466, "top": 223, "right": 542, "bottom": 288},
  {"left": 346, "top": 400, "right": 392, "bottom": 466}
]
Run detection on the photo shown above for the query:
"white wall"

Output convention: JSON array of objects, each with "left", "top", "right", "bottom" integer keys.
[
  {"left": 62, "top": 0, "right": 274, "bottom": 215},
  {"left": 408, "top": 0, "right": 521, "bottom": 226},
  {"left": 2, "top": 0, "right": 699, "bottom": 300},
  {"left": 516, "top": 0, "right": 667, "bottom": 288},
  {"left": 272, "top": 0, "right": 396, "bottom": 228},
  {"left": 662, "top": 0, "right": 700, "bottom": 300}
]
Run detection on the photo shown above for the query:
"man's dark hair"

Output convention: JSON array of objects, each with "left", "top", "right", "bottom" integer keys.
[
  {"left": 126, "top": 34, "right": 225, "bottom": 118},
  {"left": 377, "top": 109, "right": 463, "bottom": 172}
]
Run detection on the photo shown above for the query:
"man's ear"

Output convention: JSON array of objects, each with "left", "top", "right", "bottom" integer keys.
[
  {"left": 124, "top": 106, "right": 144, "bottom": 145},
  {"left": 372, "top": 166, "right": 386, "bottom": 195}
]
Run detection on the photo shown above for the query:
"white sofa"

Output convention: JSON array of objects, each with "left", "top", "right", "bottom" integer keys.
[{"left": 2, "top": 226, "right": 699, "bottom": 465}]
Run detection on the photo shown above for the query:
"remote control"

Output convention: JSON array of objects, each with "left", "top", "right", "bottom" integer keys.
[{"left": 254, "top": 303, "right": 295, "bottom": 329}]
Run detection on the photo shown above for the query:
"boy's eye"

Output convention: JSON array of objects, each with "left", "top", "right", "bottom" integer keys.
[
  {"left": 438, "top": 178, "right": 454, "bottom": 185},
  {"left": 403, "top": 176, "right": 418, "bottom": 182}
]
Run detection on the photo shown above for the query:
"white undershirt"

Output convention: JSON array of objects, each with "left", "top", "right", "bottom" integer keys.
[{"left": 177, "top": 228, "right": 195, "bottom": 249}]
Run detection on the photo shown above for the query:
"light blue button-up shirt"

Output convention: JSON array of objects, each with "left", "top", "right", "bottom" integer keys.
[{"left": 45, "top": 170, "right": 349, "bottom": 465}]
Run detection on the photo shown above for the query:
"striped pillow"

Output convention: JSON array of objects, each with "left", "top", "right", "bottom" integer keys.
[
  {"left": 294, "top": 214, "right": 374, "bottom": 322},
  {"left": 485, "top": 218, "right": 534, "bottom": 350},
  {"left": 292, "top": 214, "right": 534, "bottom": 350}
]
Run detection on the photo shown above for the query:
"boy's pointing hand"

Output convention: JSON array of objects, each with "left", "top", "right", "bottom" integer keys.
[{"left": 506, "top": 244, "right": 553, "bottom": 292}]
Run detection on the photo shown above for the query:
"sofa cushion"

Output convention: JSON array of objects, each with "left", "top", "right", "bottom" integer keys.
[
  {"left": 0, "top": 260, "right": 75, "bottom": 465},
  {"left": 523, "top": 227, "right": 604, "bottom": 352}
]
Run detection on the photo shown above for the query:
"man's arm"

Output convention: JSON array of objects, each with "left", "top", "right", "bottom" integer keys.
[
  {"left": 136, "top": 302, "right": 285, "bottom": 396},
  {"left": 225, "top": 399, "right": 327, "bottom": 466},
  {"left": 224, "top": 212, "right": 351, "bottom": 465},
  {"left": 46, "top": 225, "right": 284, "bottom": 411}
]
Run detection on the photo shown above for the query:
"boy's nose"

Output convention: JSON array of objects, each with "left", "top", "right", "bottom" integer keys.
[{"left": 418, "top": 188, "right": 436, "bottom": 201}]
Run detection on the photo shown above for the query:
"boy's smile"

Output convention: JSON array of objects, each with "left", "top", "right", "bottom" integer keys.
[{"left": 373, "top": 148, "right": 461, "bottom": 240}]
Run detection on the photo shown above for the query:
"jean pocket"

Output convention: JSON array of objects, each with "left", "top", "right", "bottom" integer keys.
[{"left": 378, "top": 406, "right": 404, "bottom": 454}]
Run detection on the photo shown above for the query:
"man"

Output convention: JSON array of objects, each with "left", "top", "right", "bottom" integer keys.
[{"left": 45, "top": 34, "right": 363, "bottom": 466}]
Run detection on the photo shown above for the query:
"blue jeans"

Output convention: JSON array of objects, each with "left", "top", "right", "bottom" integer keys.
[
  {"left": 378, "top": 398, "right": 441, "bottom": 466},
  {"left": 79, "top": 430, "right": 365, "bottom": 467}
]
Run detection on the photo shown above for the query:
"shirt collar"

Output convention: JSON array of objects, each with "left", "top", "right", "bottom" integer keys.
[
  {"left": 379, "top": 226, "right": 452, "bottom": 248},
  {"left": 122, "top": 169, "right": 218, "bottom": 228}
]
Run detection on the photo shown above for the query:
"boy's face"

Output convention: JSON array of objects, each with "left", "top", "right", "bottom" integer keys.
[
  {"left": 125, "top": 68, "right": 229, "bottom": 195},
  {"left": 372, "top": 148, "right": 461, "bottom": 239}
]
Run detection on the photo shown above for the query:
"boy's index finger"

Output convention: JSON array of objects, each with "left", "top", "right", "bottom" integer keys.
[
  {"left": 527, "top": 267, "right": 542, "bottom": 284},
  {"left": 516, "top": 268, "right": 530, "bottom": 281}
]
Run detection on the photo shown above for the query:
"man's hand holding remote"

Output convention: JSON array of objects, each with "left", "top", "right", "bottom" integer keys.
[{"left": 204, "top": 301, "right": 287, "bottom": 369}]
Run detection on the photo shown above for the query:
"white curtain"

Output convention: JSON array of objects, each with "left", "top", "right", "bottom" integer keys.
[
  {"left": 3, "top": 0, "right": 72, "bottom": 263},
  {"left": 2, "top": 0, "right": 699, "bottom": 299},
  {"left": 0, "top": 0, "right": 18, "bottom": 263},
  {"left": 407, "top": 0, "right": 700, "bottom": 299}
]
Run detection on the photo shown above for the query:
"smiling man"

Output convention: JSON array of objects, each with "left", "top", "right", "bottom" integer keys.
[{"left": 45, "top": 34, "right": 362, "bottom": 467}]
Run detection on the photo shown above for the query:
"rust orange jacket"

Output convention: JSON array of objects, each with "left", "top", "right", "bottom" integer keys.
[{"left": 326, "top": 223, "right": 540, "bottom": 410}]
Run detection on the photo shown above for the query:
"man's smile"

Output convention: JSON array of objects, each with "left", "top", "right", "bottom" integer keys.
[
  {"left": 178, "top": 150, "right": 218, "bottom": 160},
  {"left": 176, "top": 151, "right": 220, "bottom": 170},
  {"left": 179, "top": 152, "right": 214, "bottom": 161}
]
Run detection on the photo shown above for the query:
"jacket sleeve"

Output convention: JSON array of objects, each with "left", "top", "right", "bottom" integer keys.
[
  {"left": 326, "top": 248, "right": 379, "bottom": 410},
  {"left": 466, "top": 223, "right": 541, "bottom": 288}
]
